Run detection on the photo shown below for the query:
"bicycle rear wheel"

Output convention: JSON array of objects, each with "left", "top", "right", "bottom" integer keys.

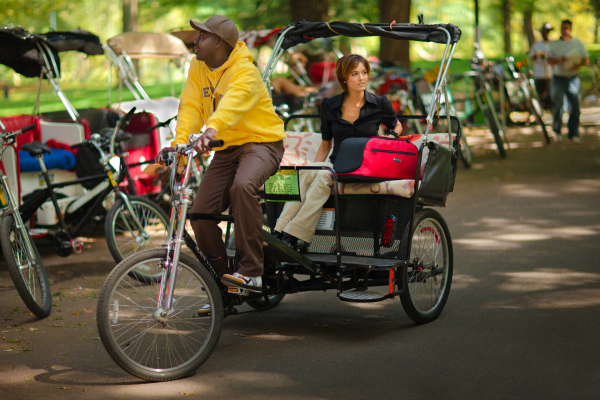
[
  {"left": 529, "top": 97, "right": 550, "bottom": 144},
  {"left": 0, "top": 215, "right": 51, "bottom": 318},
  {"left": 400, "top": 208, "right": 453, "bottom": 324},
  {"left": 458, "top": 131, "right": 472, "bottom": 168},
  {"left": 105, "top": 196, "right": 168, "bottom": 283},
  {"left": 97, "top": 249, "right": 223, "bottom": 381},
  {"left": 483, "top": 109, "right": 508, "bottom": 157}
]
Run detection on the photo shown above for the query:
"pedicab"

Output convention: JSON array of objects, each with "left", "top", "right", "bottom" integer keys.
[
  {"left": 105, "top": 31, "right": 190, "bottom": 149},
  {"left": 96, "top": 19, "right": 462, "bottom": 382},
  {"left": 0, "top": 27, "right": 166, "bottom": 249}
]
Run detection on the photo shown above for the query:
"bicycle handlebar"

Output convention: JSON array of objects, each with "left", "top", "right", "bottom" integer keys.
[
  {"left": 159, "top": 139, "right": 224, "bottom": 163},
  {"left": 208, "top": 139, "right": 224, "bottom": 148},
  {"left": 147, "top": 115, "right": 177, "bottom": 132},
  {"left": 1, "top": 124, "right": 37, "bottom": 142}
]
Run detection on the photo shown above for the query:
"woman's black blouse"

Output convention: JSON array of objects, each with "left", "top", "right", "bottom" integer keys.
[{"left": 320, "top": 91, "right": 398, "bottom": 162}]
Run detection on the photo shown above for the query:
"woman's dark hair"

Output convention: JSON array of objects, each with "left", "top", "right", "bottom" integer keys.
[{"left": 335, "top": 54, "right": 370, "bottom": 95}]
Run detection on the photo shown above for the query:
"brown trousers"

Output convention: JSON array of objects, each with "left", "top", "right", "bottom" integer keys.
[{"left": 191, "top": 141, "right": 284, "bottom": 277}]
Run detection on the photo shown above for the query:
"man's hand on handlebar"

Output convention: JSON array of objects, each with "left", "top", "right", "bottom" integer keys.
[
  {"left": 194, "top": 128, "right": 218, "bottom": 155},
  {"left": 155, "top": 146, "right": 174, "bottom": 166}
]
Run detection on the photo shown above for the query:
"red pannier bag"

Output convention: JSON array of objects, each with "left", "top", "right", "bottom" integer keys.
[{"left": 333, "top": 136, "right": 418, "bottom": 183}]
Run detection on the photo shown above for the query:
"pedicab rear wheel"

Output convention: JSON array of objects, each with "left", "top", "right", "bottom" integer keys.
[{"left": 400, "top": 208, "right": 453, "bottom": 324}]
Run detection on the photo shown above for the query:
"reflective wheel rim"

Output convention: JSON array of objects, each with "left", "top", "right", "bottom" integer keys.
[
  {"left": 106, "top": 257, "right": 214, "bottom": 372},
  {"left": 10, "top": 226, "right": 43, "bottom": 306},
  {"left": 113, "top": 203, "right": 167, "bottom": 259},
  {"left": 409, "top": 218, "right": 449, "bottom": 315}
]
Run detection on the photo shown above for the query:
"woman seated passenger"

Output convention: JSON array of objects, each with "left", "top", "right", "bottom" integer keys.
[{"left": 275, "top": 54, "right": 403, "bottom": 250}]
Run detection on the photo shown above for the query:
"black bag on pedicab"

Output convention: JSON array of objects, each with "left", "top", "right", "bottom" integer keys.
[{"left": 417, "top": 141, "right": 457, "bottom": 206}]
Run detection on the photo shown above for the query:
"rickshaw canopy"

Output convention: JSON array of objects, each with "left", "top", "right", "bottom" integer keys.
[
  {"left": 107, "top": 32, "right": 188, "bottom": 59},
  {"left": 42, "top": 29, "right": 104, "bottom": 56},
  {"left": 0, "top": 27, "right": 60, "bottom": 78},
  {"left": 280, "top": 21, "right": 462, "bottom": 50},
  {"left": 170, "top": 27, "right": 283, "bottom": 52}
]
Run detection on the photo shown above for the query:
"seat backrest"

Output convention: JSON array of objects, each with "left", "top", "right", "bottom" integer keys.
[
  {"left": 40, "top": 119, "right": 86, "bottom": 146},
  {"left": 281, "top": 131, "right": 328, "bottom": 166}
]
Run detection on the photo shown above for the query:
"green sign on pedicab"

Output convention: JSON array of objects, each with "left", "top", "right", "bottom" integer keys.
[{"left": 264, "top": 169, "right": 301, "bottom": 202}]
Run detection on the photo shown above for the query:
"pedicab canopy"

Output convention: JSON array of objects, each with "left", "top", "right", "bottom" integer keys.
[
  {"left": 170, "top": 27, "right": 283, "bottom": 52},
  {"left": 42, "top": 29, "right": 104, "bottom": 56},
  {"left": 0, "top": 27, "right": 61, "bottom": 78},
  {"left": 107, "top": 32, "right": 188, "bottom": 59},
  {"left": 280, "top": 21, "right": 462, "bottom": 50}
]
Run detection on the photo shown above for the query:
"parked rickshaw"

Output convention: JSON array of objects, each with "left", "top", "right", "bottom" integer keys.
[{"left": 97, "top": 19, "right": 462, "bottom": 382}]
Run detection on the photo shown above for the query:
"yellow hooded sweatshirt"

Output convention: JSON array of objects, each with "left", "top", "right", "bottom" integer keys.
[{"left": 171, "top": 41, "right": 286, "bottom": 149}]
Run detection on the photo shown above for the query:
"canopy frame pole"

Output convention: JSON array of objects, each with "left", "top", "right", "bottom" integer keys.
[
  {"left": 102, "top": 44, "right": 143, "bottom": 102},
  {"left": 424, "top": 28, "right": 455, "bottom": 142},
  {"left": 35, "top": 41, "right": 79, "bottom": 121},
  {"left": 261, "top": 26, "right": 296, "bottom": 96},
  {"left": 121, "top": 52, "right": 151, "bottom": 101}
]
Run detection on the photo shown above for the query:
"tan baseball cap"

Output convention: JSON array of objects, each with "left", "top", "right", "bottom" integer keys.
[
  {"left": 541, "top": 23, "right": 553, "bottom": 32},
  {"left": 190, "top": 15, "right": 239, "bottom": 49}
]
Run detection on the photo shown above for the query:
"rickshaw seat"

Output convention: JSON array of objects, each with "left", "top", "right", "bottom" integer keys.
[
  {"left": 279, "top": 131, "right": 454, "bottom": 199},
  {"left": 21, "top": 141, "right": 51, "bottom": 157}
]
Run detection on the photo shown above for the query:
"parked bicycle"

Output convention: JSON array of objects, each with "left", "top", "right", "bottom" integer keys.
[
  {"left": 17, "top": 108, "right": 168, "bottom": 267},
  {"left": 0, "top": 124, "right": 51, "bottom": 318},
  {"left": 494, "top": 57, "right": 550, "bottom": 144},
  {"left": 445, "top": 69, "right": 508, "bottom": 157}
]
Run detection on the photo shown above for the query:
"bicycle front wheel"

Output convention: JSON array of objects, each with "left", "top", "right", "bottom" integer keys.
[
  {"left": 97, "top": 249, "right": 223, "bottom": 381},
  {"left": 105, "top": 195, "right": 168, "bottom": 267},
  {"left": 483, "top": 109, "right": 508, "bottom": 157},
  {"left": 400, "top": 208, "right": 453, "bottom": 324},
  {"left": 458, "top": 131, "right": 473, "bottom": 168},
  {"left": 529, "top": 97, "right": 551, "bottom": 144},
  {"left": 0, "top": 215, "right": 51, "bottom": 318}
]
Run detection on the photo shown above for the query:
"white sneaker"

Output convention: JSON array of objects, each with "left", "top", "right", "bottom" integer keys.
[
  {"left": 554, "top": 134, "right": 563, "bottom": 142},
  {"left": 197, "top": 303, "right": 211, "bottom": 317},
  {"left": 570, "top": 137, "right": 581, "bottom": 144},
  {"left": 221, "top": 272, "right": 262, "bottom": 292}
]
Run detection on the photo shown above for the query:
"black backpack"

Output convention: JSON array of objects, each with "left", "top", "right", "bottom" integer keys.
[{"left": 75, "top": 144, "right": 105, "bottom": 189}]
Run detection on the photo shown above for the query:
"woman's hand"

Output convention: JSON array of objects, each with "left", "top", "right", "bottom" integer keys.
[{"left": 393, "top": 120, "right": 404, "bottom": 137}]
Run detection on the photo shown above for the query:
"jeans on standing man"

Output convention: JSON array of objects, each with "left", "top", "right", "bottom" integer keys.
[{"left": 551, "top": 76, "right": 580, "bottom": 140}]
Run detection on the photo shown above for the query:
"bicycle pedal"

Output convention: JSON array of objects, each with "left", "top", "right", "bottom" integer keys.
[
  {"left": 227, "top": 287, "right": 248, "bottom": 296},
  {"left": 71, "top": 239, "right": 83, "bottom": 254}
]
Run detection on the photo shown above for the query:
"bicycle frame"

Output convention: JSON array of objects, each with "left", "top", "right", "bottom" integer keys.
[{"left": 18, "top": 112, "right": 151, "bottom": 254}]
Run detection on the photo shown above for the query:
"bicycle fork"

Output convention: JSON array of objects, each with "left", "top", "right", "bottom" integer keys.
[{"left": 156, "top": 150, "right": 195, "bottom": 316}]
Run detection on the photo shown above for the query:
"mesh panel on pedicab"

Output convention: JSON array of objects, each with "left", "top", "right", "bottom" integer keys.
[{"left": 265, "top": 194, "right": 415, "bottom": 260}]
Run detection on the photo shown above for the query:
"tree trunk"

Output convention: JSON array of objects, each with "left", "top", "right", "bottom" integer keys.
[
  {"left": 523, "top": 7, "right": 534, "bottom": 48},
  {"left": 379, "top": 0, "right": 411, "bottom": 68},
  {"left": 123, "top": 0, "right": 139, "bottom": 78},
  {"left": 502, "top": 0, "right": 512, "bottom": 54},
  {"left": 123, "top": 0, "right": 138, "bottom": 32},
  {"left": 290, "top": 0, "right": 328, "bottom": 23},
  {"left": 594, "top": 11, "right": 600, "bottom": 43}
]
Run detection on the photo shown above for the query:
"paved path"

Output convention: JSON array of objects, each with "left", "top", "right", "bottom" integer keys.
[{"left": 1, "top": 121, "right": 599, "bottom": 399}]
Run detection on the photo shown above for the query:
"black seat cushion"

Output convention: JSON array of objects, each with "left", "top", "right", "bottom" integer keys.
[{"left": 21, "top": 141, "right": 52, "bottom": 157}]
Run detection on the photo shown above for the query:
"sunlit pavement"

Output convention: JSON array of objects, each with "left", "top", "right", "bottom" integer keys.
[{"left": 0, "top": 116, "right": 599, "bottom": 399}]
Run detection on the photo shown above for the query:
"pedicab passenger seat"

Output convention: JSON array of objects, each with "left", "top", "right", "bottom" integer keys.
[{"left": 261, "top": 122, "right": 459, "bottom": 266}]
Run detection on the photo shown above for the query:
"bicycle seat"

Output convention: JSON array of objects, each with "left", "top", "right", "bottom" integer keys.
[{"left": 21, "top": 141, "right": 52, "bottom": 157}]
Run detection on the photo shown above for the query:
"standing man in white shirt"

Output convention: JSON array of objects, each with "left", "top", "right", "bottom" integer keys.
[
  {"left": 528, "top": 23, "right": 554, "bottom": 109},
  {"left": 547, "top": 19, "right": 589, "bottom": 143}
]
